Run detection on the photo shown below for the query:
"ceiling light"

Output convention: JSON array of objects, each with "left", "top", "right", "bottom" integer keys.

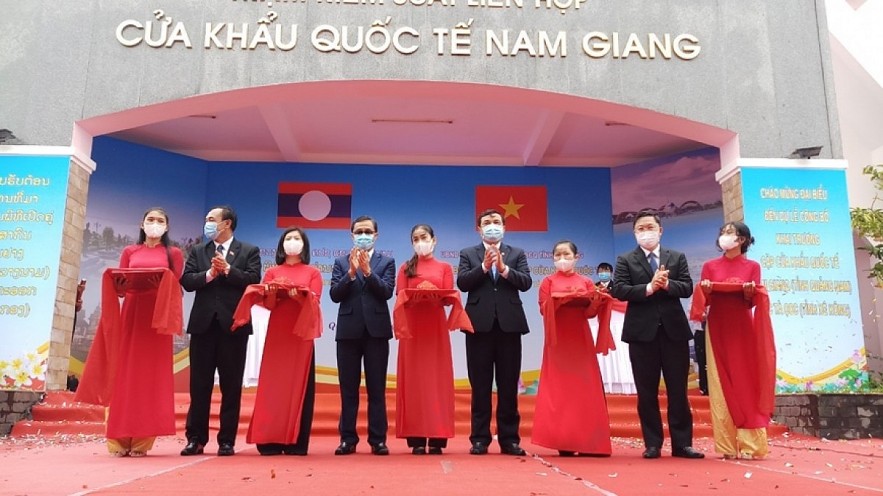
[{"left": 371, "top": 118, "right": 453, "bottom": 124}]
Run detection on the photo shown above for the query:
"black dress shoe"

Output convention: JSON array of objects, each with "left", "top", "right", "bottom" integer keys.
[
  {"left": 257, "top": 443, "right": 284, "bottom": 456},
  {"left": 427, "top": 447, "right": 442, "bottom": 455},
  {"left": 672, "top": 446, "right": 705, "bottom": 459},
  {"left": 469, "top": 442, "right": 488, "bottom": 455},
  {"left": 412, "top": 446, "right": 426, "bottom": 455},
  {"left": 642, "top": 446, "right": 661, "bottom": 459},
  {"left": 180, "top": 439, "right": 204, "bottom": 456},
  {"left": 371, "top": 443, "right": 389, "bottom": 456},
  {"left": 500, "top": 443, "right": 526, "bottom": 456},
  {"left": 217, "top": 442, "right": 235, "bottom": 456},
  {"left": 283, "top": 445, "right": 308, "bottom": 456},
  {"left": 334, "top": 442, "right": 356, "bottom": 455}
]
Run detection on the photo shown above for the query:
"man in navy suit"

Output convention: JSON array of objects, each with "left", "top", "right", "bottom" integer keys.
[
  {"left": 611, "top": 210, "right": 704, "bottom": 460},
  {"left": 180, "top": 205, "right": 262, "bottom": 457},
  {"left": 457, "top": 208, "right": 532, "bottom": 456},
  {"left": 329, "top": 215, "right": 396, "bottom": 456}
]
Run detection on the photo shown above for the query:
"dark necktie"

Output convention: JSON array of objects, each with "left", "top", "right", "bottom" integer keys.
[
  {"left": 491, "top": 264, "right": 499, "bottom": 282},
  {"left": 216, "top": 244, "right": 225, "bottom": 256},
  {"left": 648, "top": 252, "right": 658, "bottom": 272}
]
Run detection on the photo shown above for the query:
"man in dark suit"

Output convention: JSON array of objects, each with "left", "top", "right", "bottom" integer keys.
[
  {"left": 457, "top": 208, "right": 532, "bottom": 456},
  {"left": 595, "top": 262, "right": 614, "bottom": 292},
  {"left": 329, "top": 215, "right": 396, "bottom": 456},
  {"left": 180, "top": 206, "right": 261, "bottom": 457},
  {"left": 611, "top": 210, "right": 704, "bottom": 460}
]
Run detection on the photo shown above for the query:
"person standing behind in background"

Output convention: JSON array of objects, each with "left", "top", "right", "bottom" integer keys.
[
  {"left": 611, "top": 210, "right": 704, "bottom": 460},
  {"left": 180, "top": 206, "right": 262, "bottom": 457},
  {"left": 595, "top": 262, "right": 614, "bottom": 292},
  {"left": 330, "top": 215, "right": 396, "bottom": 456},
  {"left": 67, "top": 278, "right": 87, "bottom": 392},
  {"left": 457, "top": 209, "right": 532, "bottom": 456}
]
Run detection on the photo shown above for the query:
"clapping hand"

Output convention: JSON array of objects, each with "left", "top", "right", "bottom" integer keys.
[
  {"left": 651, "top": 264, "right": 669, "bottom": 291},
  {"left": 483, "top": 247, "right": 498, "bottom": 271},
  {"left": 210, "top": 253, "right": 228, "bottom": 277},
  {"left": 495, "top": 249, "right": 506, "bottom": 273},
  {"left": 347, "top": 248, "right": 359, "bottom": 278},
  {"left": 358, "top": 249, "right": 372, "bottom": 277}
]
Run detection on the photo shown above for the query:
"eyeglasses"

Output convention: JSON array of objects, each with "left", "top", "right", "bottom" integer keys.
[{"left": 353, "top": 229, "right": 375, "bottom": 235}]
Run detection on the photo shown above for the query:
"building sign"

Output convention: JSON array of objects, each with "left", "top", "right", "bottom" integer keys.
[{"left": 113, "top": 3, "right": 701, "bottom": 59}]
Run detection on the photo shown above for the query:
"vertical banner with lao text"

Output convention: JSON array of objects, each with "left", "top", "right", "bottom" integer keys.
[
  {"left": 741, "top": 166, "right": 866, "bottom": 393},
  {"left": 0, "top": 154, "right": 69, "bottom": 390}
]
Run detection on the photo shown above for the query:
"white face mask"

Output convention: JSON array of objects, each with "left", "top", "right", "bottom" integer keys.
[
  {"left": 283, "top": 238, "right": 304, "bottom": 256},
  {"left": 554, "top": 258, "right": 575, "bottom": 272},
  {"left": 718, "top": 234, "right": 740, "bottom": 251},
  {"left": 635, "top": 231, "right": 660, "bottom": 250},
  {"left": 413, "top": 240, "right": 434, "bottom": 257},
  {"left": 143, "top": 222, "right": 166, "bottom": 239},
  {"left": 481, "top": 224, "right": 504, "bottom": 243}
]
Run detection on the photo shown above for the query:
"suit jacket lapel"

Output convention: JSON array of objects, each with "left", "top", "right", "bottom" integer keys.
[
  {"left": 659, "top": 248, "right": 671, "bottom": 272},
  {"left": 369, "top": 252, "right": 381, "bottom": 274},
  {"left": 636, "top": 247, "right": 654, "bottom": 278},
  {"left": 226, "top": 239, "right": 241, "bottom": 266}
]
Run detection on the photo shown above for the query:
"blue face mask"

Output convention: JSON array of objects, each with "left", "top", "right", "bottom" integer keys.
[
  {"left": 354, "top": 234, "right": 375, "bottom": 251},
  {"left": 598, "top": 272, "right": 611, "bottom": 282},
  {"left": 204, "top": 221, "right": 219, "bottom": 241},
  {"left": 481, "top": 224, "right": 504, "bottom": 243}
]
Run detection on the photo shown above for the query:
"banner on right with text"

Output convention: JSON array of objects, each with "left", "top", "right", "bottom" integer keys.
[{"left": 741, "top": 166, "right": 867, "bottom": 393}]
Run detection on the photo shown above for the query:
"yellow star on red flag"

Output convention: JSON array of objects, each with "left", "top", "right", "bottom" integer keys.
[
  {"left": 474, "top": 186, "right": 548, "bottom": 231},
  {"left": 499, "top": 196, "right": 524, "bottom": 219}
]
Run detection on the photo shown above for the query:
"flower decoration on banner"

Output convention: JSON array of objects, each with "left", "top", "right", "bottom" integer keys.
[
  {"left": 774, "top": 349, "right": 870, "bottom": 393},
  {"left": 1, "top": 350, "right": 48, "bottom": 390}
]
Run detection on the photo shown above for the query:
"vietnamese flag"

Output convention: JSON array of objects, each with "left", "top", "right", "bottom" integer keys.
[
  {"left": 277, "top": 182, "right": 352, "bottom": 229},
  {"left": 475, "top": 185, "right": 548, "bottom": 231}
]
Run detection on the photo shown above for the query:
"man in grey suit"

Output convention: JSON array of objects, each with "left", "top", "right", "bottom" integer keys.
[
  {"left": 611, "top": 210, "right": 704, "bottom": 460},
  {"left": 457, "top": 208, "right": 532, "bottom": 456}
]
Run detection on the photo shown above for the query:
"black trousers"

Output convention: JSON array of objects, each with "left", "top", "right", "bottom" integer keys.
[
  {"left": 694, "top": 328, "right": 708, "bottom": 395},
  {"left": 185, "top": 318, "right": 249, "bottom": 446},
  {"left": 629, "top": 326, "right": 693, "bottom": 450},
  {"left": 257, "top": 351, "right": 316, "bottom": 455},
  {"left": 336, "top": 335, "right": 389, "bottom": 446},
  {"left": 465, "top": 319, "right": 522, "bottom": 446}
]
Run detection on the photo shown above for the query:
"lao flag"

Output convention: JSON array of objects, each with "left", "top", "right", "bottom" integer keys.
[
  {"left": 277, "top": 182, "right": 352, "bottom": 229},
  {"left": 475, "top": 185, "right": 548, "bottom": 231}
]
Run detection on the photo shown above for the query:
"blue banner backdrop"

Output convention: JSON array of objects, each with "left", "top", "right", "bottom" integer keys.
[
  {"left": 0, "top": 154, "right": 70, "bottom": 390},
  {"left": 741, "top": 166, "right": 867, "bottom": 392},
  {"left": 77, "top": 138, "right": 726, "bottom": 389}
]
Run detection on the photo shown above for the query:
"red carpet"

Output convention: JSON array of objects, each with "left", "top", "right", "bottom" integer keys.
[
  {"left": 4, "top": 390, "right": 879, "bottom": 495},
  {"left": 2, "top": 434, "right": 881, "bottom": 495},
  {"left": 12, "top": 388, "right": 787, "bottom": 439}
]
